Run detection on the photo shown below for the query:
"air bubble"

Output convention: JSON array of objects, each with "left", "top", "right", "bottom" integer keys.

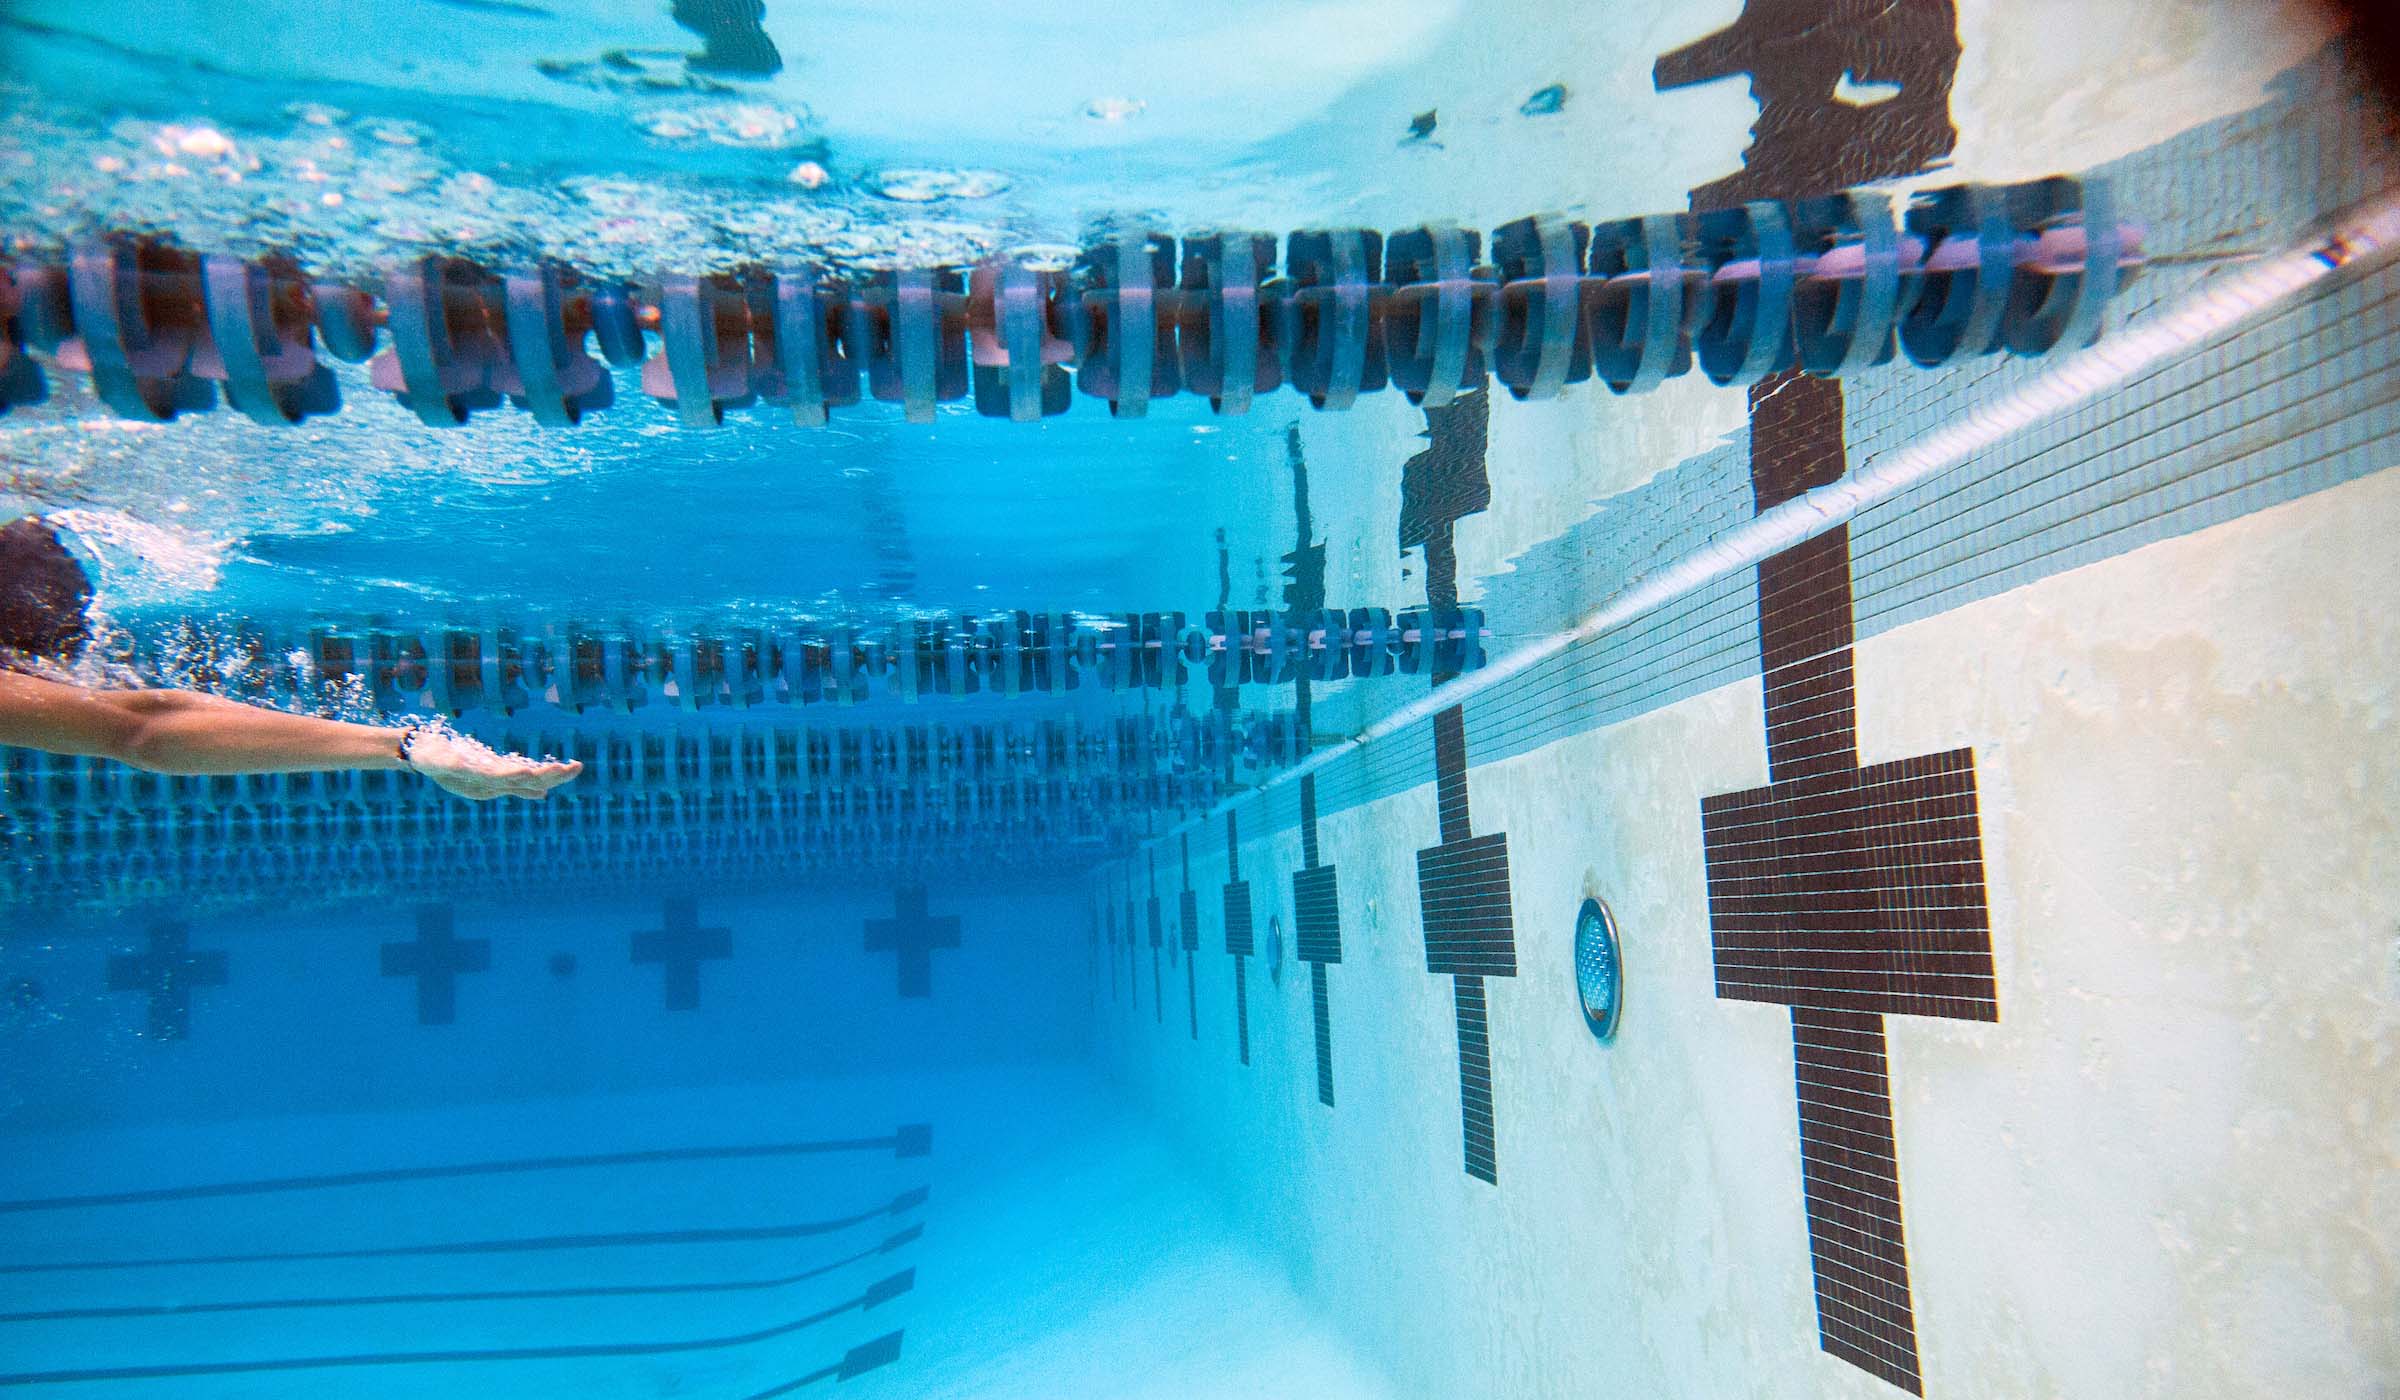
[
  {"left": 635, "top": 101, "right": 807, "bottom": 149},
  {"left": 874, "top": 168, "right": 1012, "bottom": 203},
  {"left": 1008, "top": 243, "right": 1082, "bottom": 272}
]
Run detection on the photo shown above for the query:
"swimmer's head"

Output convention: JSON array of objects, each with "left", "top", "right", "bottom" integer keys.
[{"left": 0, "top": 516, "right": 94, "bottom": 666}]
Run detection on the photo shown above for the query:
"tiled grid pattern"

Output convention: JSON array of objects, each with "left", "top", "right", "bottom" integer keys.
[
  {"left": 631, "top": 896, "right": 731, "bottom": 1012},
  {"left": 105, "top": 920, "right": 225, "bottom": 1041},
  {"left": 1688, "top": 358, "right": 1999, "bottom": 1391},
  {"left": 863, "top": 886, "right": 960, "bottom": 1000},
  {"left": 1416, "top": 833, "right": 1517, "bottom": 978},
  {"left": 1125, "top": 875, "right": 1141, "bottom": 1014},
  {"left": 1223, "top": 811, "right": 1255, "bottom": 1067},
  {"left": 1453, "top": 976, "right": 1495, "bottom": 1184},
  {"left": 1103, "top": 895, "right": 1120, "bottom": 1004},
  {"left": 1678, "top": 51, "right": 2378, "bottom": 765},
  {"left": 1415, "top": 706, "right": 1516, "bottom": 1185},
  {"left": 1794, "top": 1008, "right": 1920, "bottom": 1394},
  {"left": 1282, "top": 49, "right": 2397, "bottom": 851},
  {"left": 1146, "top": 854, "right": 1164, "bottom": 1024},
  {"left": 1085, "top": 34, "right": 2389, "bottom": 1400},
  {"left": 379, "top": 904, "right": 490, "bottom": 1026},
  {"left": 1702, "top": 377, "right": 1892, "bottom": 1387},
  {"left": 1291, "top": 867, "right": 1341, "bottom": 959},
  {"left": 1432, "top": 704, "right": 1475, "bottom": 841},
  {"left": 1307, "top": 963, "right": 1333, "bottom": 1105},
  {"left": 1323, "top": 77, "right": 2373, "bottom": 1400},
  {"left": 1282, "top": 420, "right": 1327, "bottom": 1084},
  {"left": 1703, "top": 752, "right": 1997, "bottom": 1019},
  {"left": 1230, "top": 950, "right": 1250, "bottom": 1064},
  {"left": 1666, "top": 4, "right": 1972, "bottom": 1386},
  {"left": 1844, "top": 46, "right": 2399, "bottom": 641},
  {"left": 1293, "top": 774, "right": 1342, "bottom": 1107},
  {"left": 1178, "top": 833, "right": 1201, "bottom": 1041}
]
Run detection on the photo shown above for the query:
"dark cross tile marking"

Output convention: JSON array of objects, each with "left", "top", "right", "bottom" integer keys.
[
  {"left": 1400, "top": 388, "right": 1516, "bottom": 1186},
  {"left": 865, "top": 886, "right": 960, "bottom": 999},
  {"left": 1174, "top": 901, "right": 1197, "bottom": 1023},
  {"left": 1660, "top": 7, "right": 1972, "bottom": 1385},
  {"left": 1278, "top": 422, "right": 1323, "bottom": 1086},
  {"left": 1655, "top": 3, "right": 1973, "bottom": 1388},
  {"left": 1292, "top": 773, "right": 1342, "bottom": 1106},
  {"left": 1124, "top": 872, "right": 1141, "bottom": 1012},
  {"left": 1101, "top": 886, "right": 1116, "bottom": 1003},
  {"left": 1789, "top": 1010, "right": 1918, "bottom": 1377},
  {"left": 1221, "top": 810, "right": 1255, "bottom": 1066},
  {"left": 1146, "top": 854, "right": 1165, "bottom": 1025},
  {"left": 1178, "top": 833, "right": 1201, "bottom": 1041},
  {"left": 1695, "top": 496, "right": 1998, "bottom": 1393},
  {"left": 380, "top": 905, "right": 490, "bottom": 1026},
  {"left": 1211, "top": 523, "right": 1241, "bottom": 789},
  {"left": 631, "top": 896, "right": 731, "bottom": 1012},
  {"left": 106, "top": 921, "right": 226, "bottom": 1041},
  {"left": 1413, "top": 711, "right": 1517, "bottom": 1185},
  {"left": 1704, "top": 749, "right": 1997, "bottom": 1018},
  {"left": 1107, "top": 889, "right": 1124, "bottom": 1005}
]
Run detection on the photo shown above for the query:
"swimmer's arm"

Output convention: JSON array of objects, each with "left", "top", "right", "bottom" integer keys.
[
  {"left": 0, "top": 671, "right": 580, "bottom": 800},
  {"left": 0, "top": 671, "right": 402, "bottom": 774}
]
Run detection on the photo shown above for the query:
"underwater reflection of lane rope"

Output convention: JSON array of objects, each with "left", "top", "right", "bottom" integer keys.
[{"left": 0, "top": 703, "right": 1307, "bottom": 904}]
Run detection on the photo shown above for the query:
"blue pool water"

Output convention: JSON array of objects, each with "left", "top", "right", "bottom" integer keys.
[{"left": 3, "top": 2, "right": 2397, "bottom": 1397}]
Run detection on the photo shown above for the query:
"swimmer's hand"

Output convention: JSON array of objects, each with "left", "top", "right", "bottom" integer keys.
[{"left": 405, "top": 726, "right": 584, "bottom": 801}]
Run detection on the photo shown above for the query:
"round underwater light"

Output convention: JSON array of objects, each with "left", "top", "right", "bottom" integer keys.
[{"left": 1574, "top": 898, "right": 1622, "bottom": 1042}]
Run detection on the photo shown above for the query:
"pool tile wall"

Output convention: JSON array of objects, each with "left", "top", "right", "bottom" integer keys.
[{"left": 1096, "top": 31, "right": 2399, "bottom": 1400}]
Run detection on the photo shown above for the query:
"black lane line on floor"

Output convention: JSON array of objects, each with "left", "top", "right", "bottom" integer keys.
[
  {"left": 742, "top": 1361, "right": 842, "bottom": 1399},
  {"left": 0, "top": 1269, "right": 914, "bottom": 1387},
  {"left": 0, "top": 1127, "right": 933, "bottom": 1214},
  {"left": 0, "top": 1224, "right": 926, "bottom": 1324},
  {"left": 0, "top": 1187, "right": 929, "bottom": 1276}
]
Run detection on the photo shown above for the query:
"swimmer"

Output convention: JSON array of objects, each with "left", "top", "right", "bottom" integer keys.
[{"left": 0, "top": 516, "right": 581, "bottom": 801}]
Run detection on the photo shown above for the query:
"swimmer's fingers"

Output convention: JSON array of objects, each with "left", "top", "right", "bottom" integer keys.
[
  {"left": 498, "top": 756, "right": 581, "bottom": 782},
  {"left": 410, "top": 732, "right": 584, "bottom": 801},
  {"left": 496, "top": 757, "right": 581, "bottom": 800},
  {"left": 513, "top": 759, "right": 582, "bottom": 795}
]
